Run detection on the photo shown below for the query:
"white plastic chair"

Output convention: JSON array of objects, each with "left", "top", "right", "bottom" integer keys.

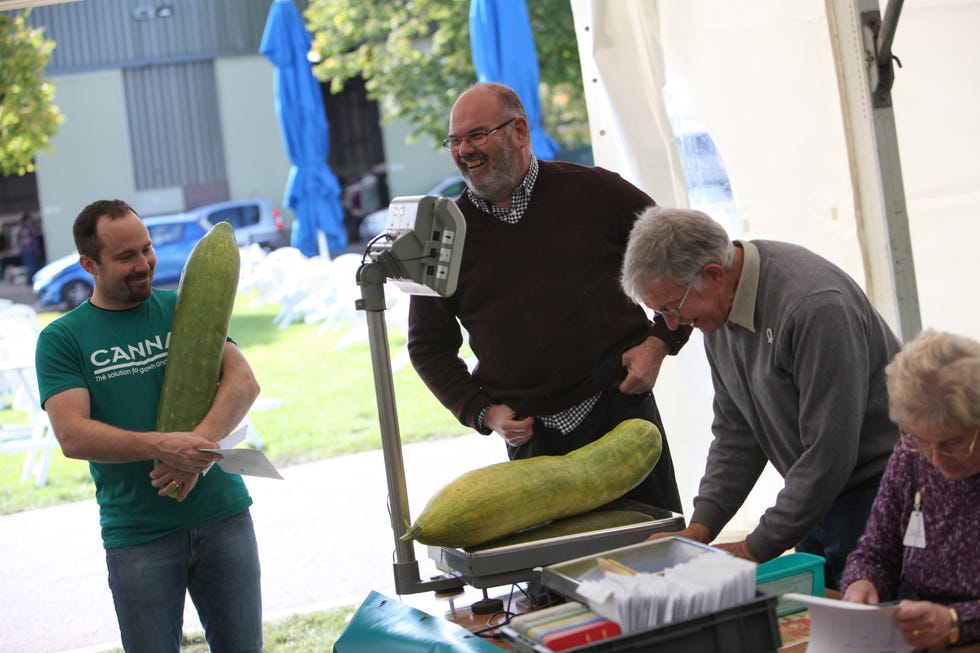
[
  {"left": 0, "top": 411, "right": 56, "bottom": 488},
  {"left": 0, "top": 302, "right": 39, "bottom": 409},
  {"left": 0, "top": 361, "right": 56, "bottom": 488},
  {"left": 0, "top": 303, "right": 56, "bottom": 487}
]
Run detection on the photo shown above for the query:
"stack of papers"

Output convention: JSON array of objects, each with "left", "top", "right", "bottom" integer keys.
[{"left": 576, "top": 553, "right": 756, "bottom": 633}]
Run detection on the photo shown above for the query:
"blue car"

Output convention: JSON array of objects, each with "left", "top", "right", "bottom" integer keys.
[{"left": 33, "top": 214, "right": 210, "bottom": 309}]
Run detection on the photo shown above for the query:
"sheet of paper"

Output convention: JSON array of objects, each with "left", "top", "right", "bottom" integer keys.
[
  {"left": 217, "top": 426, "right": 247, "bottom": 449},
  {"left": 199, "top": 426, "right": 284, "bottom": 480},
  {"left": 200, "top": 426, "right": 248, "bottom": 475},
  {"left": 201, "top": 447, "right": 284, "bottom": 480},
  {"left": 783, "top": 593, "right": 914, "bottom": 653}
]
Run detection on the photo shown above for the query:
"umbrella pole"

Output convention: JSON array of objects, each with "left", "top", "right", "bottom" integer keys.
[{"left": 356, "top": 262, "right": 464, "bottom": 595}]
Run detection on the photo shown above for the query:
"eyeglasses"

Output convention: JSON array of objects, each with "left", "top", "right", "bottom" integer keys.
[
  {"left": 654, "top": 278, "right": 696, "bottom": 318},
  {"left": 900, "top": 427, "right": 978, "bottom": 458},
  {"left": 442, "top": 118, "right": 516, "bottom": 152}
]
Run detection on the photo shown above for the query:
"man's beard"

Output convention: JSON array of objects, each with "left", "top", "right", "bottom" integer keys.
[
  {"left": 124, "top": 273, "right": 153, "bottom": 301},
  {"left": 458, "top": 147, "right": 522, "bottom": 203}
]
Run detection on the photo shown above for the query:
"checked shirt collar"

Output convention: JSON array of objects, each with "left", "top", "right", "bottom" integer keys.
[{"left": 467, "top": 156, "right": 539, "bottom": 224}]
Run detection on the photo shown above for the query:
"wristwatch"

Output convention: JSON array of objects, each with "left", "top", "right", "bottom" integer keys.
[{"left": 948, "top": 607, "right": 960, "bottom": 645}]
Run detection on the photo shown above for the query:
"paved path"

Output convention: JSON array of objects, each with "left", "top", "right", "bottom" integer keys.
[{"left": 0, "top": 434, "right": 507, "bottom": 653}]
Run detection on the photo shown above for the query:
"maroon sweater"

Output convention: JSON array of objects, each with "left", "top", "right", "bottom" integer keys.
[{"left": 407, "top": 161, "right": 689, "bottom": 431}]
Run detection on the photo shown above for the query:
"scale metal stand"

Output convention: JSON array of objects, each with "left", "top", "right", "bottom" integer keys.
[{"left": 355, "top": 195, "right": 470, "bottom": 597}]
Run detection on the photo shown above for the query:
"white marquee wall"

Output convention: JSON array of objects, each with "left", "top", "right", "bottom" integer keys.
[{"left": 572, "top": 0, "right": 980, "bottom": 533}]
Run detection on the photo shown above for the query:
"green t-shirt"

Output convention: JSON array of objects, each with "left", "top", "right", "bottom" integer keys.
[{"left": 35, "top": 290, "right": 252, "bottom": 548}]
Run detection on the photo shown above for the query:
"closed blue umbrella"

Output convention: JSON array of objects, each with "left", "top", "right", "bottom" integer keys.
[
  {"left": 260, "top": 0, "right": 346, "bottom": 257},
  {"left": 469, "top": 0, "right": 559, "bottom": 160}
]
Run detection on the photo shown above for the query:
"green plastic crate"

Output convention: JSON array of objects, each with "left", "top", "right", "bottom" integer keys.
[{"left": 756, "top": 552, "right": 825, "bottom": 616}]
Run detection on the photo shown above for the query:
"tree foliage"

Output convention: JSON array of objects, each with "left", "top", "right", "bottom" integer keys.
[
  {"left": 0, "top": 11, "right": 63, "bottom": 176},
  {"left": 304, "top": 0, "right": 589, "bottom": 150}
]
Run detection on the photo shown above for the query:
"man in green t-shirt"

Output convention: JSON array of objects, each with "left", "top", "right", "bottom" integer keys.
[{"left": 35, "top": 199, "right": 263, "bottom": 652}]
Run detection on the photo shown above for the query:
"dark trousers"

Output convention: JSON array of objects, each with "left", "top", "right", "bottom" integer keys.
[
  {"left": 20, "top": 249, "right": 41, "bottom": 283},
  {"left": 507, "top": 389, "right": 683, "bottom": 514},
  {"left": 795, "top": 481, "right": 880, "bottom": 592}
]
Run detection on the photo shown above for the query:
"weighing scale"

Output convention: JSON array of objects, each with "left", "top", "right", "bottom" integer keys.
[{"left": 355, "top": 195, "right": 684, "bottom": 602}]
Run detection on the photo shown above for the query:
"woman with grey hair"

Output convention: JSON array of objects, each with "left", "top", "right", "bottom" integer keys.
[{"left": 842, "top": 329, "right": 980, "bottom": 648}]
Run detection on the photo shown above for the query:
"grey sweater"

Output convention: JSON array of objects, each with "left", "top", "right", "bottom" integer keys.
[{"left": 691, "top": 240, "right": 902, "bottom": 561}]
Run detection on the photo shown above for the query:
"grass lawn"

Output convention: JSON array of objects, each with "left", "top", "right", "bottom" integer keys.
[
  {"left": 0, "top": 290, "right": 469, "bottom": 514},
  {"left": 100, "top": 606, "right": 358, "bottom": 653}
]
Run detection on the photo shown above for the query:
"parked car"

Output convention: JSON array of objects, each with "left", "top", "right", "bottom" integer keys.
[
  {"left": 358, "top": 174, "right": 466, "bottom": 242},
  {"left": 33, "top": 214, "right": 210, "bottom": 309},
  {"left": 176, "top": 198, "right": 288, "bottom": 251}
]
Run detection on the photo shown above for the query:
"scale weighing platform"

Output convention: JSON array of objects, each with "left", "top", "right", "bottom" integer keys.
[{"left": 428, "top": 507, "right": 684, "bottom": 590}]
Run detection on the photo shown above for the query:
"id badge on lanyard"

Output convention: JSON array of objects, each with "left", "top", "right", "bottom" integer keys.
[{"left": 903, "top": 490, "right": 926, "bottom": 549}]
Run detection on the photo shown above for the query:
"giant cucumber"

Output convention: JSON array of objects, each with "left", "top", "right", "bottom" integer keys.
[
  {"left": 156, "top": 221, "right": 240, "bottom": 432},
  {"left": 401, "top": 419, "right": 662, "bottom": 548}
]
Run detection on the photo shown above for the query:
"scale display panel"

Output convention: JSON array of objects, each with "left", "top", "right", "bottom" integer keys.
[{"left": 363, "top": 195, "right": 466, "bottom": 297}]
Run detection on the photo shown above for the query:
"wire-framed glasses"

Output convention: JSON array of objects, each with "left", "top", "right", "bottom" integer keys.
[
  {"left": 654, "top": 278, "right": 696, "bottom": 318},
  {"left": 900, "top": 427, "right": 978, "bottom": 458},
  {"left": 442, "top": 118, "right": 516, "bottom": 152}
]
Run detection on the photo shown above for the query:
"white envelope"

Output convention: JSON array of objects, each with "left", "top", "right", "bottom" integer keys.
[
  {"left": 200, "top": 447, "right": 284, "bottom": 480},
  {"left": 199, "top": 425, "right": 284, "bottom": 480}
]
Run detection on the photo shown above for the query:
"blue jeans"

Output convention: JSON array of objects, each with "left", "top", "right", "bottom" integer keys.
[
  {"left": 105, "top": 509, "right": 263, "bottom": 653},
  {"left": 795, "top": 481, "right": 880, "bottom": 592}
]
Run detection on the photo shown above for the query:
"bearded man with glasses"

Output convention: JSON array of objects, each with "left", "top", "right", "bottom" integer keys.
[
  {"left": 408, "top": 82, "right": 691, "bottom": 518},
  {"left": 842, "top": 329, "right": 980, "bottom": 649}
]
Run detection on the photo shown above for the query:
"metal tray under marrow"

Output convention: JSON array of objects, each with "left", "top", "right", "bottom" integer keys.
[{"left": 428, "top": 507, "right": 684, "bottom": 589}]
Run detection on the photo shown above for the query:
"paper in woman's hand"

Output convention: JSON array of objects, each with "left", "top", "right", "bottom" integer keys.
[{"left": 783, "top": 593, "right": 913, "bottom": 653}]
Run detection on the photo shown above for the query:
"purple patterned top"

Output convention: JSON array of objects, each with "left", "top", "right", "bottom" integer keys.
[{"left": 841, "top": 443, "right": 980, "bottom": 644}]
